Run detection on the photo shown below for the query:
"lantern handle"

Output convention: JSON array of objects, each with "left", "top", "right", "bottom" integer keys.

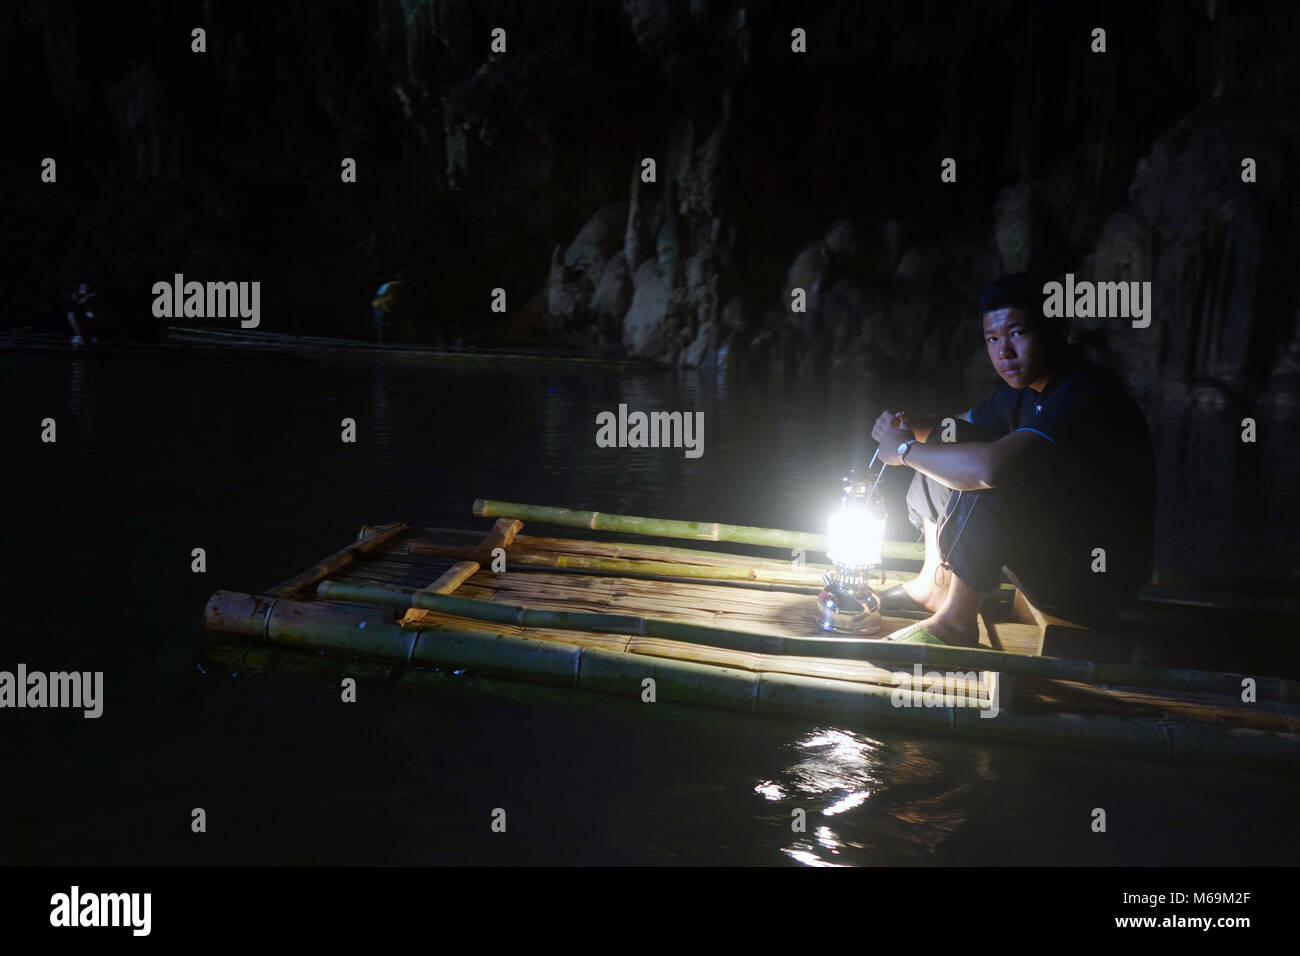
[{"left": 866, "top": 446, "right": 887, "bottom": 499}]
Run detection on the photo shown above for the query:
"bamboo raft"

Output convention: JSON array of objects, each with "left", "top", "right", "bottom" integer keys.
[
  {"left": 165, "top": 327, "right": 647, "bottom": 366},
  {"left": 2, "top": 327, "right": 647, "bottom": 366},
  {"left": 199, "top": 499, "right": 1300, "bottom": 775},
  {"left": 2, "top": 330, "right": 320, "bottom": 362}
]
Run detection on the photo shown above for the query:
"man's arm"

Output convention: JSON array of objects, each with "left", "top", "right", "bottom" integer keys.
[
  {"left": 900, "top": 409, "right": 975, "bottom": 442},
  {"left": 902, "top": 429, "right": 1042, "bottom": 491},
  {"left": 871, "top": 404, "right": 1044, "bottom": 490}
]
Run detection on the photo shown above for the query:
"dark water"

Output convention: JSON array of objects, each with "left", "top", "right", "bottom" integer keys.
[{"left": 3, "top": 352, "right": 1298, "bottom": 865}]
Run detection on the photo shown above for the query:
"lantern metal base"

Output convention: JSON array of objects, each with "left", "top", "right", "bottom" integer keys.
[{"left": 815, "top": 576, "right": 882, "bottom": 635}]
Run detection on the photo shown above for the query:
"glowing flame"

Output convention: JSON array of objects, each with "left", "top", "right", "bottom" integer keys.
[{"left": 826, "top": 499, "right": 885, "bottom": 569}]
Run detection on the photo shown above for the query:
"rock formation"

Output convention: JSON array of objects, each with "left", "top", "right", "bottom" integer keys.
[{"left": 7, "top": 1, "right": 1300, "bottom": 402}]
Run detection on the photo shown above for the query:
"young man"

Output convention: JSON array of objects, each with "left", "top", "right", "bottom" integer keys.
[{"left": 869, "top": 273, "right": 1156, "bottom": 646}]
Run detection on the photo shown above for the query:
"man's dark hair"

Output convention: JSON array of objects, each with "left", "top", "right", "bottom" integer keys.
[
  {"left": 977, "top": 273, "right": 1046, "bottom": 318},
  {"left": 978, "top": 273, "right": 1071, "bottom": 348}
]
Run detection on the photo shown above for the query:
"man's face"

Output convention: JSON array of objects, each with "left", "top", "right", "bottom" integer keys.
[{"left": 982, "top": 307, "right": 1057, "bottom": 392}]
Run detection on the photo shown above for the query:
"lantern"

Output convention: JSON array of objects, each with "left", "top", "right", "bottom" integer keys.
[{"left": 816, "top": 468, "right": 887, "bottom": 634}]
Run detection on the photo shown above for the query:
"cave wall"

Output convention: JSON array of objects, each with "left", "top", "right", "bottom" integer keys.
[{"left": 5, "top": 0, "right": 1300, "bottom": 401}]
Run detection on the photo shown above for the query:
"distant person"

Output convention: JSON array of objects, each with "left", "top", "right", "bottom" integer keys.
[
  {"left": 66, "top": 282, "right": 98, "bottom": 346},
  {"left": 371, "top": 271, "right": 405, "bottom": 345}
]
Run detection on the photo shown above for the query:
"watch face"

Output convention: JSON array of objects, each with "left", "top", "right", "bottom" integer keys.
[{"left": 898, "top": 441, "right": 910, "bottom": 456}]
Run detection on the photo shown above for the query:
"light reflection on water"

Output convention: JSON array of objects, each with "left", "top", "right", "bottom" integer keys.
[
  {"left": 756, "top": 726, "right": 1011, "bottom": 866},
  {"left": 759, "top": 728, "right": 882, "bottom": 865}
]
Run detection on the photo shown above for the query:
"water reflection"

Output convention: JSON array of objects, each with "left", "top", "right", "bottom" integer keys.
[
  {"left": 784, "top": 844, "right": 848, "bottom": 867},
  {"left": 756, "top": 727, "right": 884, "bottom": 865},
  {"left": 370, "top": 362, "right": 393, "bottom": 474},
  {"left": 759, "top": 726, "right": 1002, "bottom": 866},
  {"left": 67, "top": 358, "right": 97, "bottom": 428}
]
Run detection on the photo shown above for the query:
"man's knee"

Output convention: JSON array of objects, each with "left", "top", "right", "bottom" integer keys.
[
  {"left": 944, "top": 541, "right": 1007, "bottom": 594},
  {"left": 937, "top": 489, "right": 1022, "bottom": 593},
  {"left": 906, "top": 471, "right": 953, "bottom": 530}
]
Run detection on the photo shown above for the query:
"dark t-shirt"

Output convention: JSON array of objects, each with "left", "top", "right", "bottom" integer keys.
[{"left": 969, "top": 346, "right": 1156, "bottom": 594}]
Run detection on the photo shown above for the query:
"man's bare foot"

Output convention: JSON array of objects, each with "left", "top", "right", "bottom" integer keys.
[
  {"left": 919, "top": 616, "right": 981, "bottom": 647},
  {"left": 901, "top": 578, "right": 944, "bottom": 614}
]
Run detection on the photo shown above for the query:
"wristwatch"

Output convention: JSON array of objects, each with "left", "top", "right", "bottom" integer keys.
[{"left": 897, "top": 438, "right": 918, "bottom": 463}]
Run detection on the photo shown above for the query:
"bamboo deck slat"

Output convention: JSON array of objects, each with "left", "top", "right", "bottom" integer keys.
[
  {"left": 401, "top": 561, "right": 483, "bottom": 629},
  {"left": 266, "top": 522, "right": 407, "bottom": 598},
  {"left": 491, "top": 534, "right": 834, "bottom": 571},
  {"left": 429, "top": 561, "right": 482, "bottom": 594},
  {"left": 409, "top": 542, "right": 832, "bottom": 588}
]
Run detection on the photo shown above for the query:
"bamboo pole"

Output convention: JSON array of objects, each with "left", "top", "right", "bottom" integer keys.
[
  {"left": 314, "top": 580, "right": 1300, "bottom": 702},
  {"left": 266, "top": 596, "right": 416, "bottom": 662},
  {"left": 472, "top": 499, "right": 913, "bottom": 557},
  {"left": 579, "top": 647, "right": 760, "bottom": 708},
  {"left": 470, "top": 498, "right": 820, "bottom": 550},
  {"left": 754, "top": 670, "right": 960, "bottom": 730},
  {"left": 196, "top": 634, "right": 1300, "bottom": 774},
  {"left": 411, "top": 628, "right": 580, "bottom": 686},
  {"left": 204, "top": 589, "right": 277, "bottom": 637}
]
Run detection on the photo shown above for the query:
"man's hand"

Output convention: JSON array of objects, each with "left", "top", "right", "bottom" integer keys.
[
  {"left": 871, "top": 410, "right": 915, "bottom": 465},
  {"left": 898, "top": 412, "right": 935, "bottom": 442}
]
